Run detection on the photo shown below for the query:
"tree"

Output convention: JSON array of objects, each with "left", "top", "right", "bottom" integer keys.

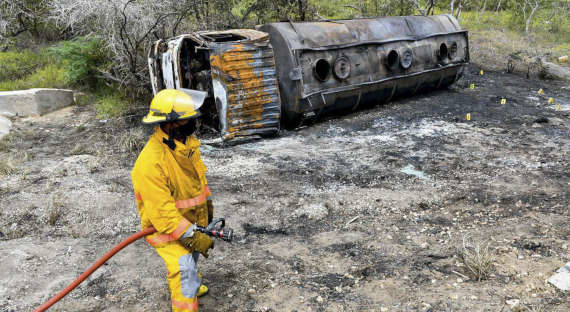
[
  {"left": 412, "top": 0, "right": 438, "bottom": 16},
  {"left": 0, "top": 0, "right": 63, "bottom": 47},
  {"left": 344, "top": 2, "right": 364, "bottom": 18},
  {"left": 519, "top": 0, "right": 540, "bottom": 33},
  {"left": 49, "top": 0, "right": 197, "bottom": 91},
  {"left": 450, "top": 0, "right": 463, "bottom": 17}
]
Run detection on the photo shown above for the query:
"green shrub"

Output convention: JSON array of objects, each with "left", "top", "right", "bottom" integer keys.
[
  {"left": 48, "top": 37, "right": 109, "bottom": 86},
  {"left": 95, "top": 91, "right": 129, "bottom": 118},
  {"left": 74, "top": 92, "right": 98, "bottom": 107},
  {"left": 0, "top": 50, "right": 46, "bottom": 81},
  {"left": 0, "top": 64, "right": 66, "bottom": 91}
]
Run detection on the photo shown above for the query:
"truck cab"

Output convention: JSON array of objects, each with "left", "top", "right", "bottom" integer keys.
[{"left": 148, "top": 29, "right": 281, "bottom": 140}]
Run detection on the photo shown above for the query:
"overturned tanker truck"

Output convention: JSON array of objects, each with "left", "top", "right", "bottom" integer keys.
[{"left": 148, "top": 14, "right": 469, "bottom": 141}]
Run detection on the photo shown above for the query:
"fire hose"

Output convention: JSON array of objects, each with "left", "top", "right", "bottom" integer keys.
[{"left": 35, "top": 218, "right": 233, "bottom": 312}]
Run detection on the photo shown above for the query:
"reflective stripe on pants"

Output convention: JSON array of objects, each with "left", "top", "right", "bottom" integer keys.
[{"left": 155, "top": 242, "right": 200, "bottom": 312}]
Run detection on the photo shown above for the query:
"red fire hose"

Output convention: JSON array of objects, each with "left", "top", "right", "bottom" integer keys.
[{"left": 34, "top": 227, "right": 157, "bottom": 312}]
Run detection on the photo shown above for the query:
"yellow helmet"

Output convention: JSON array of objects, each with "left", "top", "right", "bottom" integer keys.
[{"left": 142, "top": 89, "right": 206, "bottom": 124}]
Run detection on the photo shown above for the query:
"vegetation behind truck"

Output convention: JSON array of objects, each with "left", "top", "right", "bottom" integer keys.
[{"left": 148, "top": 14, "right": 469, "bottom": 141}]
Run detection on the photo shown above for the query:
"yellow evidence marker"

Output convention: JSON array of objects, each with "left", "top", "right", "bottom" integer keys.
[
  {"left": 466, "top": 113, "right": 471, "bottom": 121},
  {"left": 480, "top": 70, "right": 484, "bottom": 75},
  {"left": 470, "top": 83, "right": 475, "bottom": 89},
  {"left": 538, "top": 88, "right": 544, "bottom": 95},
  {"left": 501, "top": 98, "right": 506, "bottom": 105},
  {"left": 548, "top": 97, "right": 554, "bottom": 104},
  {"left": 556, "top": 103, "right": 561, "bottom": 111}
]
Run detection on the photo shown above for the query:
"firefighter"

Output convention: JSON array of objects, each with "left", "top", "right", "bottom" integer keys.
[{"left": 131, "top": 89, "right": 214, "bottom": 311}]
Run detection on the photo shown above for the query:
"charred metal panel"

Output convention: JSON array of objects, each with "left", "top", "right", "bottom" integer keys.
[
  {"left": 258, "top": 14, "right": 469, "bottom": 128},
  {"left": 161, "top": 44, "right": 175, "bottom": 89},
  {"left": 148, "top": 40, "right": 163, "bottom": 94},
  {"left": 208, "top": 32, "right": 281, "bottom": 140}
]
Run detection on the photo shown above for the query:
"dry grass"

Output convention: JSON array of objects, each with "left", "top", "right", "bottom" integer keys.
[
  {"left": 0, "top": 134, "right": 15, "bottom": 150},
  {"left": 2, "top": 128, "right": 35, "bottom": 145},
  {"left": 469, "top": 30, "right": 548, "bottom": 76},
  {"left": 462, "top": 11, "right": 569, "bottom": 77},
  {"left": 48, "top": 193, "right": 66, "bottom": 226},
  {"left": 458, "top": 236, "right": 495, "bottom": 281},
  {"left": 0, "top": 140, "right": 8, "bottom": 153},
  {"left": 522, "top": 304, "right": 545, "bottom": 312},
  {"left": 87, "top": 157, "right": 104, "bottom": 173},
  {"left": 5, "top": 225, "right": 29, "bottom": 240},
  {"left": 0, "top": 156, "right": 18, "bottom": 176},
  {"left": 69, "top": 143, "right": 93, "bottom": 155},
  {"left": 115, "top": 128, "right": 145, "bottom": 154},
  {"left": 13, "top": 151, "right": 31, "bottom": 162},
  {"left": 0, "top": 129, "right": 35, "bottom": 155}
]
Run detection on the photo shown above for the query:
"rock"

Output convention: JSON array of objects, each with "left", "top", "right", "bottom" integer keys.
[
  {"left": 316, "top": 296, "right": 323, "bottom": 303},
  {"left": 539, "top": 60, "right": 570, "bottom": 81},
  {"left": 547, "top": 262, "right": 570, "bottom": 291},
  {"left": 0, "top": 88, "right": 74, "bottom": 117},
  {"left": 10, "top": 249, "right": 33, "bottom": 260},
  {"left": 400, "top": 164, "right": 429, "bottom": 180},
  {"left": 0, "top": 114, "right": 12, "bottom": 140},
  {"left": 505, "top": 299, "right": 520, "bottom": 309},
  {"left": 247, "top": 288, "right": 256, "bottom": 294},
  {"left": 559, "top": 55, "right": 568, "bottom": 63}
]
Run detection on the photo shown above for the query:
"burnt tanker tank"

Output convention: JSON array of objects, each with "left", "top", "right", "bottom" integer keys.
[
  {"left": 259, "top": 14, "right": 469, "bottom": 128},
  {"left": 148, "top": 14, "right": 469, "bottom": 141}
]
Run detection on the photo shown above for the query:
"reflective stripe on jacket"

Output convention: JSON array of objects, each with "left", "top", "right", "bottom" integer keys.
[{"left": 131, "top": 126, "right": 210, "bottom": 246}]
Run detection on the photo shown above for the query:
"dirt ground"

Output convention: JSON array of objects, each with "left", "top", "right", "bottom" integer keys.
[{"left": 0, "top": 64, "right": 569, "bottom": 312}]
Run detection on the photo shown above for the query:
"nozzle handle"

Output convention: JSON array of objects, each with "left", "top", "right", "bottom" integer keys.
[{"left": 196, "top": 217, "right": 233, "bottom": 242}]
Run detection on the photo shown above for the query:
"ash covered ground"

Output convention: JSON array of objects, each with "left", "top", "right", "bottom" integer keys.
[{"left": 1, "top": 65, "right": 569, "bottom": 311}]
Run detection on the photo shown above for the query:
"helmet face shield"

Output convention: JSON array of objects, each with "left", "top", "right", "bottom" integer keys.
[
  {"left": 143, "top": 89, "right": 207, "bottom": 124},
  {"left": 179, "top": 88, "right": 207, "bottom": 111}
]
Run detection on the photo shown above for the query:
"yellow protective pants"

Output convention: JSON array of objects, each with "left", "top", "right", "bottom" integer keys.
[{"left": 155, "top": 242, "right": 201, "bottom": 312}]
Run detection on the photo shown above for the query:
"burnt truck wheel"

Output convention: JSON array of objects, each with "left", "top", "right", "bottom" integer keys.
[{"left": 282, "top": 110, "right": 303, "bottom": 130}]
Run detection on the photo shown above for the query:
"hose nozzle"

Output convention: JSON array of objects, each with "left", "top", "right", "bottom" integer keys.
[{"left": 196, "top": 217, "right": 233, "bottom": 242}]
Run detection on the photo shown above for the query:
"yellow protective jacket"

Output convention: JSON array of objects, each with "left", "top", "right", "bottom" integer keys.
[{"left": 131, "top": 126, "right": 211, "bottom": 247}]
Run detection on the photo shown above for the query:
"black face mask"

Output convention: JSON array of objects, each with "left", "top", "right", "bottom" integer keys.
[
  {"left": 162, "top": 119, "right": 198, "bottom": 150},
  {"left": 172, "top": 119, "right": 197, "bottom": 139}
]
